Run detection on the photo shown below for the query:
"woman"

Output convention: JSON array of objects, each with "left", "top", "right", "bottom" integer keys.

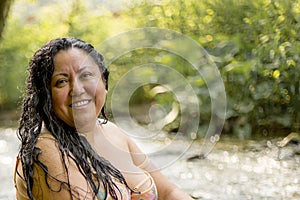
[{"left": 14, "top": 38, "right": 192, "bottom": 200}]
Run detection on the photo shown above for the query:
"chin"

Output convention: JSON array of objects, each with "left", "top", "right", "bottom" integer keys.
[{"left": 73, "top": 114, "right": 96, "bottom": 126}]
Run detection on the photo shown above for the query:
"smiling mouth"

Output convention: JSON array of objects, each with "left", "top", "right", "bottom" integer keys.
[{"left": 70, "top": 100, "right": 91, "bottom": 108}]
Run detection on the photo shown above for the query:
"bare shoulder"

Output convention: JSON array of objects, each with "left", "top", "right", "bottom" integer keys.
[
  {"left": 33, "top": 132, "right": 93, "bottom": 199},
  {"left": 35, "top": 132, "right": 60, "bottom": 160},
  {"left": 103, "top": 121, "right": 131, "bottom": 140},
  {"left": 14, "top": 131, "right": 62, "bottom": 182},
  {"left": 34, "top": 132, "right": 69, "bottom": 178},
  {"left": 101, "top": 121, "right": 139, "bottom": 155}
]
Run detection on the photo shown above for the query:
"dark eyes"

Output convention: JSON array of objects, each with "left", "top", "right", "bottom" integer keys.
[
  {"left": 81, "top": 72, "right": 92, "bottom": 78},
  {"left": 55, "top": 79, "right": 68, "bottom": 87},
  {"left": 54, "top": 72, "right": 94, "bottom": 87}
]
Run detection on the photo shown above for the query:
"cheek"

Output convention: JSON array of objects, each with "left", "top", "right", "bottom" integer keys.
[
  {"left": 94, "top": 83, "right": 107, "bottom": 109},
  {"left": 95, "top": 88, "right": 107, "bottom": 106},
  {"left": 51, "top": 89, "right": 68, "bottom": 110}
]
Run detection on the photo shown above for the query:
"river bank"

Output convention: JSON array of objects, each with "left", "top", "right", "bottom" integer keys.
[{"left": 0, "top": 128, "right": 299, "bottom": 199}]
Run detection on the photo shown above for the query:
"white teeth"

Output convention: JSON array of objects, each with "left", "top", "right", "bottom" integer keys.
[{"left": 72, "top": 100, "right": 89, "bottom": 107}]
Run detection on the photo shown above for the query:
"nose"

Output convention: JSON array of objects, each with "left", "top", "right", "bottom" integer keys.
[{"left": 69, "top": 78, "right": 84, "bottom": 97}]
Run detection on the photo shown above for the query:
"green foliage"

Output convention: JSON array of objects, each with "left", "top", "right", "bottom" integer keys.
[
  {"left": 129, "top": 0, "right": 300, "bottom": 136},
  {"left": 1, "top": 0, "right": 300, "bottom": 137},
  {"left": 205, "top": 0, "right": 300, "bottom": 136},
  {"left": 0, "top": 0, "right": 125, "bottom": 109}
]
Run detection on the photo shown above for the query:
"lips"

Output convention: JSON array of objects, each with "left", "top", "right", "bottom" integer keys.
[{"left": 70, "top": 100, "right": 91, "bottom": 108}]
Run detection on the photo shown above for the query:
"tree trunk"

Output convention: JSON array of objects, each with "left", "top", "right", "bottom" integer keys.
[{"left": 0, "top": 0, "right": 12, "bottom": 39}]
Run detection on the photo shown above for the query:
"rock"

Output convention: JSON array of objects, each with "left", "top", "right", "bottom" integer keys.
[
  {"left": 277, "top": 132, "right": 300, "bottom": 147},
  {"left": 277, "top": 132, "right": 300, "bottom": 160},
  {"left": 187, "top": 153, "right": 206, "bottom": 161}
]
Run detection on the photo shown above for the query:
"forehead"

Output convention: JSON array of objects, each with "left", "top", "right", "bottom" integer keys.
[{"left": 53, "top": 48, "right": 97, "bottom": 72}]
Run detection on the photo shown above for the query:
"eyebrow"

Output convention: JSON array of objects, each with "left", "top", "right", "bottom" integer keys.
[
  {"left": 52, "top": 66, "right": 89, "bottom": 77},
  {"left": 77, "top": 66, "right": 88, "bottom": 73},
  {"left": 52, "top": 72, "right": 68, "bottom": 78}
]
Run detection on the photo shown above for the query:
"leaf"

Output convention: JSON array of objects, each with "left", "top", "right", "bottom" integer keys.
[{"left": 251, "top": 81, "right": 273, "bottom": 100}]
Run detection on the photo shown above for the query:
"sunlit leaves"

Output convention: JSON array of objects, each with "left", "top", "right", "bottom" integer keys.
[{"left": 1, "top": 0, "right": 300, "bottom": 135}]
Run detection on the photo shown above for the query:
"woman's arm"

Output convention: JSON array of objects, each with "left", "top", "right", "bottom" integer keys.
[
  {"left": 28, "top": 135, "right": 94, "bottom": 199},
  {"left": 127, "top": 136, "right": 193, "bottom": 200}
]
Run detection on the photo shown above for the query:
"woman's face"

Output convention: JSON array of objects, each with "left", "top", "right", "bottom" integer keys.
[{"left": 51, "top": 48, "right": 107, "bottom": 127}]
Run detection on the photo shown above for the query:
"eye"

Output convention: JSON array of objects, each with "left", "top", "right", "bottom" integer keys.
[
  {"left": 55, "top": 79, "right": 68, "bottom": 87},
  {"left": 81, "top": 72, "right": 93, "bottom": 79}
]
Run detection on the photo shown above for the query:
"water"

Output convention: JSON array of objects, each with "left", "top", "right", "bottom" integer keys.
[
  {"left": 161, "top": 139, "right": 300, "bottom": 199},
  {"left": 0, "top": 128, "right": 19, "bottom": 200},
  {"left": 1, "top": 128, "right": 299, "bottom": 199}
]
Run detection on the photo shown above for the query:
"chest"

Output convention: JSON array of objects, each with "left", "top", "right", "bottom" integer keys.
[{"left": 92, "top": 132, "right": 135, "bottom": 171}]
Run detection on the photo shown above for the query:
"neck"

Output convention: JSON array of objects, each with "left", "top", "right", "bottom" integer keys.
[{"left": 76, "top": 118, "right": 104, "bottom": 144}]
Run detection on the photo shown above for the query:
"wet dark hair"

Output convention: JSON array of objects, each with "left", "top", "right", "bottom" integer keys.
[{"left": 16, "top": 38, "right": 130, "bottom": 199}]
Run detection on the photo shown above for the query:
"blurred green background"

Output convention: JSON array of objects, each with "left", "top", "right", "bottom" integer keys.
[{"left": 1, "top": 0, "right": 300, "bottom": 139}]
